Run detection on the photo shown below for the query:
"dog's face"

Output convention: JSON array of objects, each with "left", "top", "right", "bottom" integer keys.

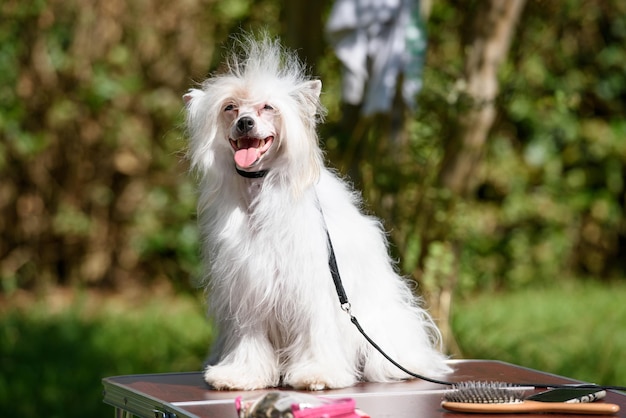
[
  {"left": 223, "top": 99, "right": 279, "bottom": 170},
  {"left": 183, "top": 36, "right": 325, "bottom": 193},
  {"left": 185, "top": 79, "right": 323, "bottom": 182}
]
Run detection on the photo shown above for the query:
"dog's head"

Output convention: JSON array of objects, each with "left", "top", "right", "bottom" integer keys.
[{"left": 184, "top": 33, "right": 325, "bottom": 195}]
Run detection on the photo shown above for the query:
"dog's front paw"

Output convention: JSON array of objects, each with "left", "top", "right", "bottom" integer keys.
[
  {"left": 204, "top": 364, "right": 279, "bottom": 390},
  {"left": 283, "top": 365, "right": 356, "bottom": 391}
]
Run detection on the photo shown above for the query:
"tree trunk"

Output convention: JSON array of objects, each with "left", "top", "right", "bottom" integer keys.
[
  {"left": 418, "top": 0, "right": 526, "bottom": 354},
  {"left": 283, "top": 0, "right": 328, "bottom": 73},
  {"left": 439, "top": 0, "right": 526, "bottom": 196}
]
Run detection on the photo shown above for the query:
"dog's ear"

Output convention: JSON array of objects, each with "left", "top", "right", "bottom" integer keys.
[
  {"left": 183, "top": 89, "right": 205, "bottom": 107},
  {"left": 298, "top": 80, "right": 323, "bottom": 119},
  {"left": 303, "top": 80, "right": 322, "bottom": 99}
]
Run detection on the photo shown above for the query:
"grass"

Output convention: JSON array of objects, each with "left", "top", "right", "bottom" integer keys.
[
  {"left": 451, "top": 280, "right": 626, "bottom": 387},
  {"left": 0, "top": 280, "right": 624, "bottom": 418},
  {"left": 0, "top": 287, "right": 212, "bottom": 418}
]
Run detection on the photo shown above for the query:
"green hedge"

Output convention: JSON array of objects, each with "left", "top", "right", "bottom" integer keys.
[{"left": 2, "top": 0, "right": 625, "bottom": 294}]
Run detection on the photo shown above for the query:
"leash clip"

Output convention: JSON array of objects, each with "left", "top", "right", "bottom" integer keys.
[{"left": 341, "top": 302, "right": 352, "bottom": 315}]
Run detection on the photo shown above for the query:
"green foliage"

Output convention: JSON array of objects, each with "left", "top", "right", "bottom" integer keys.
[
  {"left": 465, "top": 0, "right": 626, "bottom": 286},
  {"left": 0, "top": 0, "right": 282, "bottom": 291},
  {"left": 2, "top": 0, "right": 625, "bottom": 296},
  {"left": 350, "top": 0, "right": 626, "bottom": 293}
]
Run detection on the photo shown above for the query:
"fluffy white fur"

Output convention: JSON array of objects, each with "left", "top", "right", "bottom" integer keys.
[{"left": 184, "top": 34, "right": 450, "bottom": 391}]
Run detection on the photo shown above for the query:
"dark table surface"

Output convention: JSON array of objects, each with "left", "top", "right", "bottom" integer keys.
[{"left": 102, "top": 359, "right": 625, "bottom": 418}]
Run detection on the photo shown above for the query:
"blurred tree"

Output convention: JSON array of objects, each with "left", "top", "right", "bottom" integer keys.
[
  {"left": 0, "top": 0, "right": 255, "bottom": 291},
  {"left": 377, "top": 0, "right": 626, "bottom": 298},
  {"left": 322, "top": 0, "right": 626, "bottom": 352},
  {"left": 418, "top": 0, "right": 526, "bottom": 350},
  {"left": 498, "top": 0, "right": 626, "bottom": 279},
  {"left": 283, "top": 0, "right": 329, "bottom": 73},
  {"left": 2, "top": 0, "right": 625, "bottom": 304},
  {"left": 321, "top": 0, "right": 525, "bottom": 351}
]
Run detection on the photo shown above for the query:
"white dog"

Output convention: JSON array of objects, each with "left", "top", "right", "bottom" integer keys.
[{"left": 183, "top": 34, "right": 450, "bottom": 391}]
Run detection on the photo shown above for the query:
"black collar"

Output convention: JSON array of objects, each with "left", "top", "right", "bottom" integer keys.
[{"left": 235, "top": 167, "right": 268, "bottom": 178}]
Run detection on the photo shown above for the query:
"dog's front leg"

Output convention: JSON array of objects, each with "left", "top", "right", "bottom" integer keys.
[
  {"left": 281, "top": 313, "right": 359, "bottom": 390},
  {"left": 204, "top": 329, "right": 280, "bottom": 390}
]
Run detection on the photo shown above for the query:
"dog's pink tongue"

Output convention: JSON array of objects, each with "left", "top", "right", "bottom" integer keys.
[{"left": 234, "top": 148, "right": 261, "bottom": 168}]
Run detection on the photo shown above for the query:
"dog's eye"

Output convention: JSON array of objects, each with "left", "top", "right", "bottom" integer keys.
[
  {"left": 263, "top": 104, "right": 274, "bottom": 111},
  {"left": 224, "top": 104, "right": 235, "bottom": 112}
]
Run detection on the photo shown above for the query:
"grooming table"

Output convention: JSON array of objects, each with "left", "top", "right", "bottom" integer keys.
[{"left": 102, "top": 359, "right": 625, "bottom": 417}]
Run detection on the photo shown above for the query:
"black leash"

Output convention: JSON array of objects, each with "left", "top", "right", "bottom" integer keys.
[
  {"left": 322, "top": 213, "right": 626, "bottom": 392},
  {"left": 324, "top": 227, "right": 456, "bottom": 387},
  {"left": 325, "top": 230, "right": 350, "bottom": 309}
]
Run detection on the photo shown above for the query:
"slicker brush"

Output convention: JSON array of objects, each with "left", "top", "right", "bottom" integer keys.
[{"left": 442, "top": 381, "right": 620, "bottom": 415}]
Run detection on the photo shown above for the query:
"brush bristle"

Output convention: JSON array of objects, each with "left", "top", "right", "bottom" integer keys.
[{"left": 444, "top": 381, "right": 528, "bottom": 404}]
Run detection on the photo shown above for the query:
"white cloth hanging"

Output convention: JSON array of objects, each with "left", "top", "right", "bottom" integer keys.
[{"left": 325, "top": 0, "right": 426, "bottom": 116}]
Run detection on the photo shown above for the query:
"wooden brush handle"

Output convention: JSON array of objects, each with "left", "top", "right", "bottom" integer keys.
[{"left": 441, "top": 400, "right": 620, "bottom": 415}]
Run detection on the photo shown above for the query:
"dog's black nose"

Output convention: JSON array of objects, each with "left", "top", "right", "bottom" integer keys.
[{"left": 236, "top": 116, "right": 255, "bottom": 134}]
